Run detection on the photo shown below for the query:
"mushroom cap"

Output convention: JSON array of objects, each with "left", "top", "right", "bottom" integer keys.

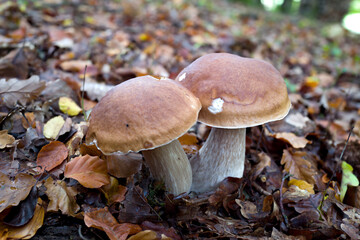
[
  {"left": 175, "top": 53, "right": 291, "bottom": 128},
  {"left": 86, "top": 76, "right": 201, "bottom": 154}
]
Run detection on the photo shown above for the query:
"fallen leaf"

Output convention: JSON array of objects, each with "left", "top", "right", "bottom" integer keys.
[
  {"left": 21, "top": 112, "right": 36, "bottom": 129},
  {"left": 0, "top": 76, "right": 45, "bottom": 107},
  {"left": 0, "top": 48, "right": 28, "bottom": 80},
  {"left": 0, "top": 130, "right": 15, "bottom": 149},
  {"left": 59, "top": 96, "right": 82, "bottom": 116},
  {"left": 84, "top": 207, "right": 141, "bottom": 240},
  {"left": 340, "top": 161, "right": 359, "bottom": 202},
  {"left": 178, "top": 133, "right": 200, "bottom": 154},
  {"left": 43, "top": 115, "right": 65, "bottom": 139},
  {"left": 64, "top": 154, "right": 110, "bottom": 188},
  {"left": 36, "top": 141, "right": 68, "bottom": 172},
  {"left": 127, "top": 230, "right": 157, "bottom": 240},
  {"left": 101, "top": 177, "right": 127, "bottom": 204},
  {"left": 43, "top": 177, "right": 80, "bottom": 216},
  {"left": 251, "top": 152, "right": 271, "bottom": 180},
  {"left": 60, "top": 60, "right": 92, "bottom": 72},
  {"left": 288, "top": 179, "right": 315, "bottom": 194},
  {"left": 0, "top": 198, "right": 45, "bottom": 239},
  {"left": 281, "top": 149, "right": 317, "bottom": 184},
  {"left": 271, "top": 132, "right": 311, "bottom": 148},
  {"left": 235, "top": 200, "right": 257, "bottom": 219},
  {"left": 0, "top": 173, "right": 36, "bottom": 213},
  {"left": 3, "top": 186, "right": 38, "bottom": 227}
]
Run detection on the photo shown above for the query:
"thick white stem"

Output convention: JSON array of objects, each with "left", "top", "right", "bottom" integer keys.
[
  {"left": 142, "top": 139, "right": 192, "bottom": 195},
  {"left": 190, "top": 127, "right": 246, "bottom": 193}
]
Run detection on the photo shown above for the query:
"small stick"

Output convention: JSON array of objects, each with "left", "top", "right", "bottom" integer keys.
[
  {"left": 252, "top": 181, "right": 271, "bottom": 196},
  {"left": 339, "top": 126, "right": 354, "bottom": 162},
  {"left": 279, "top": 172, "right": 291, "bottom": 228},
  {"left": 81, "top": 65, "right": 87, "bottom": 121}
]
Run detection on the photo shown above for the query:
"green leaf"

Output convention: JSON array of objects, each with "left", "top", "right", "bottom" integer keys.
[{"left": 340, "top": 161, "right": 360, "bottom": 202}]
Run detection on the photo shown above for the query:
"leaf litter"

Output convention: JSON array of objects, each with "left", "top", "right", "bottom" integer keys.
[{"left": 0, "top": 0, "right": 359, "bottom": 239}]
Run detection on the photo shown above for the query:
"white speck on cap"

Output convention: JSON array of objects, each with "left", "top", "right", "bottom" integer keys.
[
  {"left": 178, "top": 73, "right": 186, "bottom": 82},
  {"left": 208, "top": 98, "right": 224, "bottom": 114}
]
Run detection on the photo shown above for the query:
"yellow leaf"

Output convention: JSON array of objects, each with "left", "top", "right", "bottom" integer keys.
[
  {"left": 288, "top": 179, "right": 315, "bottom": 194},
  {"left": 59, "top": 97, "right": 82, "bottom": 116},
  {"left": 43, "top": 116, "right": 65, "bottom": 139}
]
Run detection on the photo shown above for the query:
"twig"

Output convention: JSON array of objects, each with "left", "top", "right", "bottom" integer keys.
[
  {"left": 339, "top": 126, "right": 354, "bottom": 162},
  {"left": 279, "top": 172, "right": 291, "bottom": 228},
  {"left": 252, "top": 181, "right": 271, "bottom": 196},
  {"left": 81, "top": 65, "right": 87, "bottom": 121}
]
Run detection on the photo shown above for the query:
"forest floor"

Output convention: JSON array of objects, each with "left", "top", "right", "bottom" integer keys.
[{"left": 0, "top": 0, "right": 360, "bottom": 239}]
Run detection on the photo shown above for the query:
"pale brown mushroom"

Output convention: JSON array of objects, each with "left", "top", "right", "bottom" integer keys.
[
  {"left": 175, "top": 53, "right": 291, "bottom": 192},
  {"left": 86, "top": 76, "right": 201, "bottom": 195}
]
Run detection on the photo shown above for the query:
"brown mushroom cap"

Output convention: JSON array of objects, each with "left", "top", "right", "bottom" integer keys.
[
  {"left": 175, "top": 53, "right": 291, "bottom": 128},
  {"left": 86, "top": 76, "right": 201, "bottom": 154}
]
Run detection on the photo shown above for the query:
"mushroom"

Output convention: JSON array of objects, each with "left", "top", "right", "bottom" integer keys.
[
  {"left": 86, "top": 76, "right": 201, "bottom": 195},
  {"left": 175, "top": 53, "right": 291, "bottom": 193}
]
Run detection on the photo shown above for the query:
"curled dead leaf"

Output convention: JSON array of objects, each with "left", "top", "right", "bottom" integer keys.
[
  {"left": 0, "top": 198, "right": 45, "bottom": 239},
  {"left": 43, "top": 177, "right": 80, "bottom": 216},
  {"left": 0, "top": 130, "right": 15, "bottom": 149}
]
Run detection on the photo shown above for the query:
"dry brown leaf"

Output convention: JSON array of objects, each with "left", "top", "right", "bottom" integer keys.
[
  {"left": 252, "top": 152, "right": 271, "bottom": 180},
  {"left": 0, "top": 130, "right": 15, "bottom": 149},
  {"left": 271, "top": 132, "right": 311, "bottom": 148},
  {"left": 84, "top": 207, "right": 141, "bottom": 240},
  {"left": 60, "top": 60, "right": 92, "bottom": 72},
  {"left": 127, "top": 230, "right": 157, "bottom": 240},
  {"left": 0, "top": 198, "right": 45, "bottom": 239},
  {"left": 0, "top": 76, "right": 45, "bottom": 107},
  {"left": 36, "top": 141, "right": 68, "bottom": 173},
  {"left": 66, "top": 121, "right": 89, "bottom": 156},
  {"left": 64, "top": 154, "right": 110, "bottom": 188},
  {"left": 235, "top": 200, "right": 257, "bottom": 219},
  {"left": 0, "top": 173, "right": 36, "bottom": 213},
  {"left": 21, "top": 112, "right": 36, "bottom": 129},
  {"left": 43, "top": 177, "right": 80, "bottom": 216},
  {"left": 101, "top": 177, "right": 127, "bottom": 204},
  {"left": 281, "top": 149, "right": 317, "bottom": 184}
]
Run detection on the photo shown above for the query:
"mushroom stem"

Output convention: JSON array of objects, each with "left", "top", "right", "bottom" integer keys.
[
  {"left": 142, "top": 139, "right": 192, "bottom": 195},
  {"left": 191, "top": 127, "right": 246, "bottom": 193}
]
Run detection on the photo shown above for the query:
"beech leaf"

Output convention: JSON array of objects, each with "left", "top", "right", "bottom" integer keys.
[
  {"left": 0, "top": 76, "right": 45, "bottom": 107},
  {"left": 280, "top": 149, "right": 317, "bottom": 184},
  {"left": 288, "top": 179, "right": 315, "bottom": 194},
  {"left": 64, "top": 154, "right": 110, "bottom": 188},
  {"left": 36, "top": 141, "right": 69, "bottom": 172},
  {"left": 271, "top": 132, "right": 311, "bottom": 148},
  {"left": 43, "top": 116, "right": 65, "bottom": 139},
  {"left": 43, "top": 177, "right": 80, "bottom": 216},
  {"left": 84, "top": 207, "right": 141, "bottom": 240},
  {"left": 0, "top": 173, "right": 36, "bottom": 213}
]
